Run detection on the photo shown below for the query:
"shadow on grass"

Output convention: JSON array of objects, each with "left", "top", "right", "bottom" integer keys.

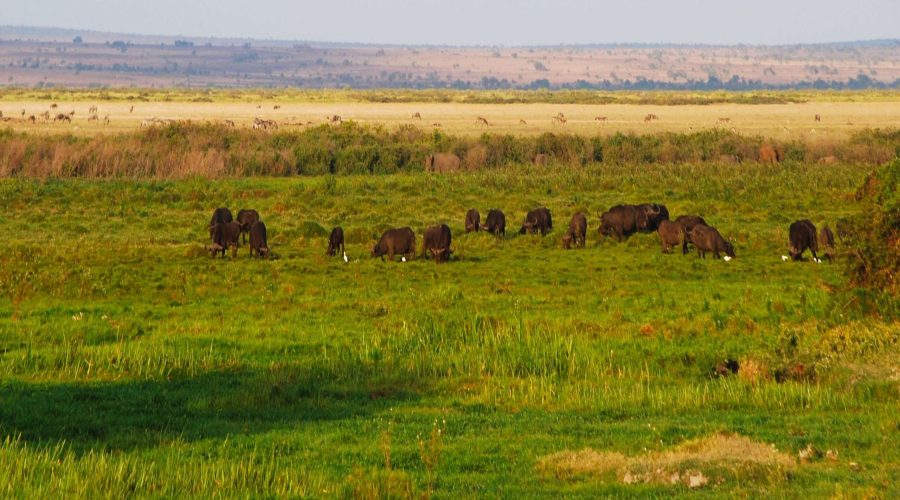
[{"left": 0, "top": 368, "right": 424, "bottom": 453}]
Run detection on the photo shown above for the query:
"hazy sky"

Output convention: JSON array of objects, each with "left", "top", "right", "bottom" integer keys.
[{"left": 4, "top": 0, "right": 899, "bottom": 45}]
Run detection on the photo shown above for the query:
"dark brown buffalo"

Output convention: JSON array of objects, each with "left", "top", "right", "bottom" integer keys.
[
  {"left": 674, "top": 215, "right": 708, "bottom": 254},
  {"left": 819, "top": 225, "right": 835, "bottom": 261},
  {"left": 236, "top": 209, "right": 260, "bottom": 244},
  {"left": 691, "top": 224, "right": 735, "bottom": 259},
  {"left": 209, "top": 207, "right": 234, "bottom": 237},
  {"left": 635, "top": 203, "right": 669, "bottom": 232},
  {"left": 209, "top": 221, "right": 241, "bottom": 258},
  {"left": 422, "top": 224, "right": 452, "bottom": 262},
  {"left": 327, "top": 227, "right": 345, "bottom": 256},
  {"left": 520, "top": 207, "right": 553, "bottom": 235},
  {"left": 789, "top": 219, "right": 819, "bottom": 261},
  {"left": 485, "top": 209, "right": 506, "bottom": 237},
  {"left": 465, "top": 209, "right": 480, "bottom": 233},
  {"left": 657, "top": 220, "right": 685, "bottom": 253},
  {"left": 372, "top": 227, "right": 416, "bottom": 261},
  {"left": 248, "top": 221, "right": 270, "bottom": 258},
  {"left": 599, "top": 205, "right": 639, "bottom": 241},
  {"left": 562, "top": 212, "right": 587, "bottom": 249}
]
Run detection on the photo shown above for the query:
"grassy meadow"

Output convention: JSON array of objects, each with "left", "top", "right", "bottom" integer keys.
[{"left": 1, "top": 158, "right": 897, "bottom": 496}]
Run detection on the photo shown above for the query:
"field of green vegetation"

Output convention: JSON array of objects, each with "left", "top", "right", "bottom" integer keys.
[{"left": 0, "top": 157, "right": 896, "bottom": 497}]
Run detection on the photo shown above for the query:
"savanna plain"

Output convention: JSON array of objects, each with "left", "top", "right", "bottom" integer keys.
[{"left": 0, "top": 89, "right": 898, "bottom": 498}]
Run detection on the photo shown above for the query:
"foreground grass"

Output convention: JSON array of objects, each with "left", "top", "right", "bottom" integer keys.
[{"left": 0, "top": 163, "right": 897, "bottom": 497}]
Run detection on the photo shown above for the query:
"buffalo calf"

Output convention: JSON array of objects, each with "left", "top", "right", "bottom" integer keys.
[
  {"left": 327, "top": 227, "right": 345, "bottom": 256},
  {"left": 563, "top": 212, "right": 587, "bottom": 249},
  {"left": 674, "top": 215, "right": 708, "bottom": 254},
  {"left": 657, "top": 220, "right": 685, "bottom": 254},
  {"left": 465, "top": 209, "right": 480, "bottom": 233},
  {"left": 249, "top": 221, "right": 270, "bottom": 258}
]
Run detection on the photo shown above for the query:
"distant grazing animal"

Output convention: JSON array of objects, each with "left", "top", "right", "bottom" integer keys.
[
  {"left": 372, "top": 227, "right": 416, "bottom": 261},
  {"left": 814, "top": 114, "right": 821, "bottom": 122},
  {"left": 252, "top": 118, "right": 278, "bottom": 130},
  {"left": 465, "top": 209, "right": 480, "bottom": 233},
  {"left": 40, "top": 111, "right": 50, "bottom": 121},
  {"left": 209, "top": 222, "right": 241, "bottom": 258},
  {"left": 789, "top": 219, "right": 818, "bottom": 261},
  {"left": 716, "top": 117, "right": 731, "bottom": 125},
  {"left": 273, "top": 105, "right": 281, "bottom": 110},
  {"left": 209, "top": 207, "right": 234, "bottom": 236},
  {"left": 657, "top": 220, "right": 685, "bottom": 254},
  {"left": 68, "top": 111, "right": 75, "bottom": 117},
  {"left": 819, "top": 225, "right": 835, "bottom": 261},
  {"left": 411, "top": 112, "right": 422, "bottom": 120},
  {"left": 533, "top": 153, "right": 548, "bottom": 166},
  {"left": 476, "top": 116, "right": 490, "bottom": 126},
  {"left": 691, "top": 225, "right": 735, "bottom": 259},
  {"left": 594, "top": 116, "right": 608, "bottom": 123},
  {"left": 562, "top": 212, "right": 587, "bottom": 249},
  {"left": 635, "top": 203, "right": 669, "bottom": 232},
  {"left": 424, "top": 152, "right": 461, "bottom": 173},
  {"left": 89, "top": 105, "right": 98, "bottom": 114},
  {"left": 223, "top": 119, "right": 235, "bottom": 127},
  {"left": 759, "top": 144, "right": 780, "bottom": 163},
  {"left": 674, "top": 215, "right": 708, "bottom": 254},
  {"left": 327, "top": 227, "right": 345, "bottom": 256},
  {"left": 87, "top": 114, "right": 98, "bottom": 122},
  {"left": 422, "top": 224, "right": 452, "bottom": 263},
  {"left": 551, "top": 115, "right": 567, "bottom": 125},
  {"left": 50, "top": 103, "right": 58, "bottom": 109},
  {"left": 248, "top": 221, "right": 270, "bottom": 258},
  {"left": 599, "top": 205, "right": 640, "bottom": 241},
  {"left": 236, "top": 209, "right": 260, "bottom": 244},
  {"left": 129, "top": 106, "right": 134, "bottom": 113},
  {"left": 54, "top": 113, "right": 71, "bottom": 123},
  {"left": 27, "top": 115, "right": 35, "bottom": 123},
  {"left": 520, "top": 207, "right": 553, "bottom": 236},
  {"left": 485, "top": 209, "right": 506, "bottom": 237},
  {"left": 519, "top": 119, "right": 527, "bottom": 125},
  {"left": 431, "top": 122, "right": 442, "bottom": 127},
  {"left": 328, "top": 115, "right": 342, "bottom": 124},
  {"left": 644, "top": 113, "right": 659, "bottom": 123},
  {"left": 103, "top": 115, "right": 110, "bottom": 125}
]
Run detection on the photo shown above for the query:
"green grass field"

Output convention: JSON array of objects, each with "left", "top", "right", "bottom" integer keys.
[{"left": 0, "top": 162, "right": 897, "bottom": 497}]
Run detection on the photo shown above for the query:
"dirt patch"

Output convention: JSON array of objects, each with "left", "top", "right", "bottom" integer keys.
[{"left": 537, "top": 432, "right": 795, "bottom": 488}]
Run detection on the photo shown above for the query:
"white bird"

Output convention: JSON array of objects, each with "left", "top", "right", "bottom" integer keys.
[
  {"left": 723, "top": 256, "right": 732, "bottom": 262},
  {"left": 815, "top": 258, "right": 822, "bottom": 264},
  {"left": 782, "top": 255, "right": 789, "bottom": 261},
  {"left": 401, "top": 256, "right": 407, "bottom": 262},
  {"left": 343, "top": 252, "right": 348, "bottom": 263}
]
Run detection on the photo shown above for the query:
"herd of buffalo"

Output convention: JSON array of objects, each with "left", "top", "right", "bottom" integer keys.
[{"left": 206, "top": 204, "right": 835, "bottom": 264}]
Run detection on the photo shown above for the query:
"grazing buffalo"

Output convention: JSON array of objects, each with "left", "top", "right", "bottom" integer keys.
[
  {"left": 372, "top": 227, "right": 416, "bottom": 261},
  {"left": 520, "top": 207, "right": 553, "bottom": 236},
  {"left": 819, "top": 225, "right": 835, "bottom": 261},
  {"left": 422, "top": 224, "right": 452, "bottom": 263},
  {"left": 533, "top": 153, "right": 548, "bottom": 166},
  {"left": 562, "top": 212, "right": 587, "bottom": 249},
  {"left": 657, "top": 220, "right": 685, "bottom": 254},
  {"left": 691, "top": 225, "right": 735, "bottom": 259},
  {"left": 599, "top": 205, "right": 640, "bottom": 241},
  {"left": 248, "top": 221, "right": 270, "bottom": 258},
  {"left": 424, "top": 153, "right": 461, "bottom": 173},
  {"left": 485, "top": 209, "right": 506, "bottom": 237},
  {"left": 759, "top": 144, "right": 780, "bottom": 163},
  {"left": 209, "top": 222, "right": 241, "bottom": 258},
  {"left": 465, "top": 209, "right": 480, "bottom": 233},
  {"left": 209, "top": 207, "right": 234, "bottom": 238},
  {"left": 674, "top": 215, "right": 708, "bottom": 254},
  {"left": 236, "top": 209, "right": 260, "bottom": 244},
  {"left": 636, "top": 203, "right": 669, "bottom": 232},
  {"left": 789, "top": 219, "right": 819, "bottom": 261},
  {"left": 327, "top": 227, "right": 345, "bottom": 256}
]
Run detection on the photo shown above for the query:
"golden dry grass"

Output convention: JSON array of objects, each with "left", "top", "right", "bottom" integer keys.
[
  {"left": 537, "top": 432, "right": 796, "bottom": 488},
  {"left": 2, "top": 99, "right": 899, "bottom": 139}
]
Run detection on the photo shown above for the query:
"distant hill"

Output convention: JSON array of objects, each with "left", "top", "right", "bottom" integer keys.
[{"left": 1, "top": 25, "right": 898, "bottom": 90}]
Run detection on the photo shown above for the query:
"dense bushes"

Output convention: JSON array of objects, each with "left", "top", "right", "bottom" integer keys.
[{"left": 0, "top": 123, "right": 898, "bottom": 178}]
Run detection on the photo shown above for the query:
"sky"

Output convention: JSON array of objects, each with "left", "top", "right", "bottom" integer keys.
[{"left": 3, "top": 0, "right": 899, "bottom": 46}]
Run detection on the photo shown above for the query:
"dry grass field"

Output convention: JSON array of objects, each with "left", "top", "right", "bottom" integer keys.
[{"left": 2, "top": 97, "right": 899, "bottom": 139}]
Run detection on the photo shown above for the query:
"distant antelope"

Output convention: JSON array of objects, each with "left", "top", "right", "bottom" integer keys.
[
  {"left": 555, "top": 112, "right": 566, "bottom": 120},
  {"left": 328, "top": 114, "right": 342, "bottom": 124},
  {"left": 644, "top": 113, "right": 659, "bottom": 123},
  {"left": 103, "top": 115, "right": 110, "bottom": 125},
  {"left": 89, "top": 105, "right": 98, "bottom": 115},
  {"left": 129, "top": 105, "right": 134, "bottom": 113},
  {"left": 716, "top": 117, "right": 731, "bottom": 125},
  {"left": 54, "top": 113, "right": 71, "bottom": 123},
  {"left": 87, "top": 114, "right": 98, "bottom": 122},
  {"left": 519, "top": 119, "right": 527, "bottom": 125},
  {"left": 551, "top": 115, "right": 567, "bottom": 125},
  {"left": 50, "top": 103, "right": 58, "bottom": 109},
  {"left": 256, "top": 105, "right": 262, "bottom": 109},
  {"left": 252, "top": 118, "right": 278, "bottom": 130},
  {"left": 431, "top": 122, "right": 442, "bottom": 127},
  {"left": 594, "top": 116, "right": 608, "bottom": 123},
  {"left": 411, "top": 112, "right": 422, "bottom": 120},
  {"left": 273, "top": 105, "right": 281, "bottom": 110},
  {"left": 28, "top": 115, "right": 36, "bottom": 123},
  {"left": 814, "top": 114, "right": 821, "bottom": 122},
  {"left": 223, "top": 119, "right": 235, "bottom": 127},
  {"left": 476, "top": 116, "right": 490, "bottom": 126}
]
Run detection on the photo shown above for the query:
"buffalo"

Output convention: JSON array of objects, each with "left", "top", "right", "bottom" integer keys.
[
  {"left": 635, "top": 203, "right": 669, "bottom": 232},
  {"left": 372, "top": 227, "right": 416, "bottom": 261},
  {"left": 424, "top": 153, "right": 461, "bottom": 173},
  {"left": 819, "top": 225, "right": 835, "bottom": 261},
  {"left": 485, "top": 209, "right": 506, "bottom": 237},
  {"left": 562, "top": 212, "right": 587, "bottom": 249},
  {"left": 674, "top": 215, "right": 708, "bottom": 254},
  {"left": 691, "top": 224, "right": 735, "bottom": 259},
  {"left": 422, "top": 224, "right": 452, "bottom": 263},
  {"left": 327, "top": 227, "right": 345, "bottom": 257},
  {"left": 520, "top": 207, "right": 553, "bottom": 236},
  {"left": 789, "top": 219, "right": 819, "bottom": 261},
  {"left": 248, "top": 221, "right": 270, "bottom": 259},
  {"left": 599, "top": 205, "right": 640, "bottom": 241},
  {"left": 759, "top": 144, "right": 780, "bottom": 163},
  {"left": 465, "top": 209, "right": 480, "bottom": 232},
  {"left": 209, "top": 221, "right": 241, "bottom": 258},
  {"left": 209, "top": 207, "right": 234, "bottom": 237},
  {"left": 236, "top": 209, "right": 260, "bottom": 244},
  {"left": 657, "top": 220, "right": 685, "bottom": 254}
]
